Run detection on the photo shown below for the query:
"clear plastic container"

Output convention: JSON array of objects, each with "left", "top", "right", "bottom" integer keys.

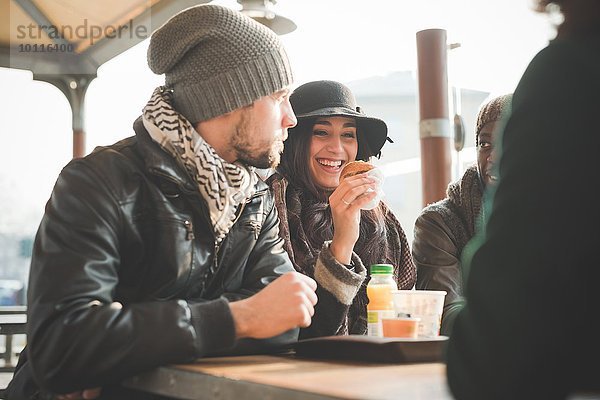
[{"left": 367, "top": 264, "right": 397, "bottom": 337}]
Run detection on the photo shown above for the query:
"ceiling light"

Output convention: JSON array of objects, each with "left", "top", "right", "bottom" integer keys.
[{"left": 237, "top": 0, "right": 296, "bottom": 35}]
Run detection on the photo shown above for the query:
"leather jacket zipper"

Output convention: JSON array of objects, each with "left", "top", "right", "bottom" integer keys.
[
  {"left": 212, "top": 196, "right": 248, "bottom": 272},
  {"left": 150, "top": 167, "right": 269, "bottom": 287},
  {"left": 212, "top": 241, "right": 220, "bottom": 274},
  {"left": 231, "top": 188, "right": 266, "bottom": 226},
  {"left": 184, "top": 220, "right": 194, "bottom": 240},
  {"left": 249, "top": 221, "right": 260, "bottom": 240},
  {"left": 247, "top": 189, "right": 266, "bottom": 240},
  {"left": 212, "top": 188, "right": 267, "bottom": 272}
]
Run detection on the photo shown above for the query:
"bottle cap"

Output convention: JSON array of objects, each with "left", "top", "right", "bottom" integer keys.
[{"left": 370, "top": 264, "right": 393, "bottom": 274}]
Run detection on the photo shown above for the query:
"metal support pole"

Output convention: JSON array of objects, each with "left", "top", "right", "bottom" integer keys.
[
  {"left": 416, "top": 29, "right": 452, "bottom": 207},
  {"left": 35, "top": 74, "right": 95, "bottom": 159}
]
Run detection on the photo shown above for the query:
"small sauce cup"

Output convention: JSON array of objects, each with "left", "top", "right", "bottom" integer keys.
[{"left": 382, "top": 317, "right": 420, "bottom": 338}]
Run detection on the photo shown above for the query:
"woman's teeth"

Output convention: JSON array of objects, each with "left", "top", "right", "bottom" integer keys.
[{"left": 318, "top": 159, "right": 342, "bottom": 167}]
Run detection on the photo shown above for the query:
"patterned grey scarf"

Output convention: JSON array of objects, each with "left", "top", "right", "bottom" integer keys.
[{"left": 142, "top": 87, "right": 257, "bottom": 242}]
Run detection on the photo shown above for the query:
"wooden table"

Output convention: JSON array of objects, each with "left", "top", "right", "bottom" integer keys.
[{"left": 124, "top": 354, "right": 453, "bottom": 400}]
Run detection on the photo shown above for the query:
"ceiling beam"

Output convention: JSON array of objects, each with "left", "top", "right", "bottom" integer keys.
[
  {"left": 12, "top": 0, "right": 72, "bottom": 48},
  {"left": 83, "top": 0, "right": 212, "bottom": 67}
]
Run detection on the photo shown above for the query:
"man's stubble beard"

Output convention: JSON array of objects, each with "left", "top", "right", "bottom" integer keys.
[{"left": 231, "top": 111, "right": 283, "bottom": 169}]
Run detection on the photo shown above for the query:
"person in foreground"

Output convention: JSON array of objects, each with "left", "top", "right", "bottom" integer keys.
[
  {"left": 267, "top": 80, "right": 416, "bottom": 338},
  {"left": 412, "top": 94, "right": 512, "bottom": 336},
  {"left": 446, "top": 0, "right": 600, "bottom": 398},
  {"left": 5, "top": 5, "right": 318, "bottom": 399}
]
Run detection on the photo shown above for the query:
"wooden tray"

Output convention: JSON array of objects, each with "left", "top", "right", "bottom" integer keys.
[{"left": 293, "top": 335, "right": 448, "bottom": 364}]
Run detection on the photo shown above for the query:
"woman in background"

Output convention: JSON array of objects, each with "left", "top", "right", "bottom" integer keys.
[
  {"left": 267, "top": 80, "right": 416, "bottom": 338},
  {"left": 412, "top": 94, "right": 512, "bottom": 336}
]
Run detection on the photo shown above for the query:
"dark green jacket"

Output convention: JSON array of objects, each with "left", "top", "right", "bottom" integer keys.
[{"left": 447, "top": 35, "right": 600, "bottom": 399}]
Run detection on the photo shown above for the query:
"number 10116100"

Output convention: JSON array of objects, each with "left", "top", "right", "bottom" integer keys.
[{"left": 18, "top": 43, "right": 75, "bottom": 53}]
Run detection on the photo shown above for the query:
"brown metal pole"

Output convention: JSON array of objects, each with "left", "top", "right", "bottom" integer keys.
[
  {"left": 35, "top": 75, "right": 94, "bottom": 159},
  {"left": 73, "top": 128, "right": 86, "bottom": 159},
  {"left": 416, "top": 29, "right": 452, "bottom": 207},
  {"left": 68, "top": 77, "right": 91, "bottom": 159}
]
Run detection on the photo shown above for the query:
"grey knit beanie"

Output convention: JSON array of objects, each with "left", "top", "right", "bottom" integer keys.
[
  {"left": 147, "top": 4, "right": 293, "bottom": 124},
  {"left": 475, "top": 93, "right": 512, "bottom": 145}
]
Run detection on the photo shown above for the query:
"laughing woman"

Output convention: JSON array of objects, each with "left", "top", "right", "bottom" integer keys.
[{"left": 267, "top": 80, "right": 416, "bottom": 338}]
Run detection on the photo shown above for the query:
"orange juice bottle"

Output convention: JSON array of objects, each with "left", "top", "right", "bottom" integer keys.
[{"left": 367, "top": 264, "right": 397, "bottom": 337}]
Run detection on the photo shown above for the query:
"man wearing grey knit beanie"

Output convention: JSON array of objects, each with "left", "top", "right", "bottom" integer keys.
[{"left": 5, "top": 4, "right": 317, "bottom": 399}]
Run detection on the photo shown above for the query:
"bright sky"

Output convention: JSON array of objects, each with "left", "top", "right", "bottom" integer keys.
[{"left": 0, "top": 0, "right": 555, "bottom": 235}]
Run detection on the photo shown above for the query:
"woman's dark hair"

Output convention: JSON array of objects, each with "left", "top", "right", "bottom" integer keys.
[
  {"left": 278, "top": 118, "right": 322, "bottom": 200},
  {"left": 277, "top": 118, "right": 391, "bottom": 261}
]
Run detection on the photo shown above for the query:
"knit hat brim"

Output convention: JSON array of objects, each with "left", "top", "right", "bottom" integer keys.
[{"left": 172, "top": 46, "right": 293, "bottom": 123}]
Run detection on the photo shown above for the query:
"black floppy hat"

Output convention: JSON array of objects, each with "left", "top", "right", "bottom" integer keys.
[{"left": 289, "top": 80, "right": 391, "bottom": 158}]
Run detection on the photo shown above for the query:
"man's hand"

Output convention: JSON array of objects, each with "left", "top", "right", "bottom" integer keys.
[{"left": 229, "top": 271, "right": 318, "bottom": 338}]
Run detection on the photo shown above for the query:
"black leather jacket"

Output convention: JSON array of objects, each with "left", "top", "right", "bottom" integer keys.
[{"left": 6, "top": 118, "right": 295, "bottom": 398}]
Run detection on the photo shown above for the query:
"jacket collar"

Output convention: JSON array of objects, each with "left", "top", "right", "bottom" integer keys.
[{"left": 132, "top": 116, "right": 268, "bottom": 193}]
